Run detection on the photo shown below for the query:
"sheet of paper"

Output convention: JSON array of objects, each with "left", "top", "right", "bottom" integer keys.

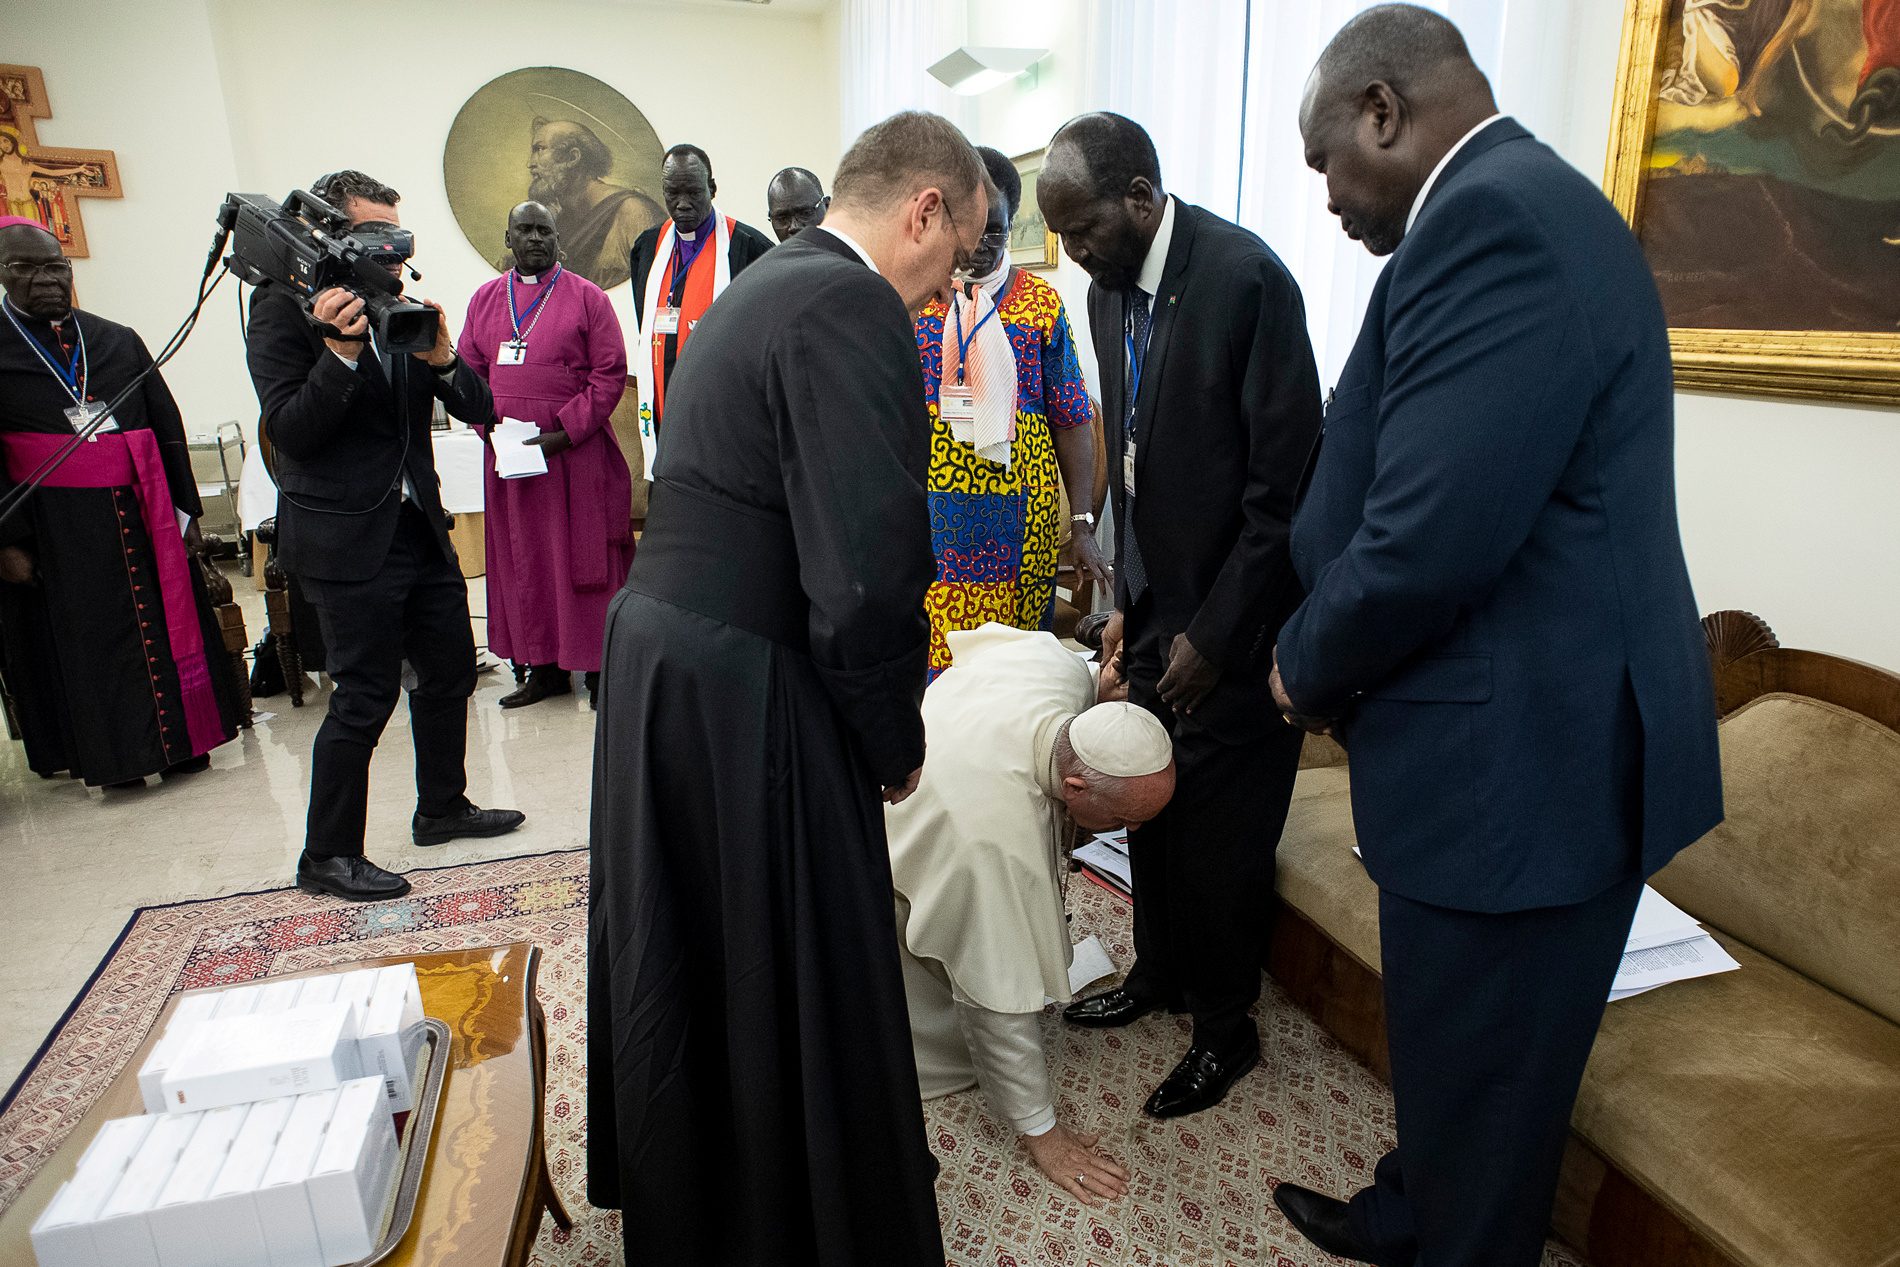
[
  {"left": 1067, "top": 935, "right": 1116, "bottom": 995},
  {"left": 1074, "top": 841, "right": 1132, "bottom": 890},
  {"left": 491, "top": 418, "right": 547, "bottom": 479},
  {"left": 1622, "top": 885, "right": 1706, "bottom": 953},
  {"left": 1610, "top": 933, "right": 1741, "bottom": 999}
]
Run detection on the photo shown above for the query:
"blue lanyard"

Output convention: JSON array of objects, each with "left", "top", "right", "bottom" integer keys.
[
  {"left": 3, "top": 298, "right": 87, "bottom": 405},
  {"left": 949, "top": 294, "right": 998, "bottom": 386},
  {"left": 506, "top": 265, "right": 561, "bottom": 342},
  {"left": 1123, "top": 318, "right": 1146, "bottom": 422}
]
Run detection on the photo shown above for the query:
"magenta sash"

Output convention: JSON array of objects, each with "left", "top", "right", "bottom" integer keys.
[{"left": 1, "top": 429, "right": 226, "bottom": 757}]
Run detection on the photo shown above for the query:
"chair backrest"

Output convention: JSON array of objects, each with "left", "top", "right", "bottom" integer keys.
[{"left": 1649, "top": 613, "right": 1900, "bottom": 1025}]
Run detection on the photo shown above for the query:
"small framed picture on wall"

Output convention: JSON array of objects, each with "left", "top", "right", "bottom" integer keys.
[{"left": 1009, "top": 148, "right": 1060, "bottom": 271}]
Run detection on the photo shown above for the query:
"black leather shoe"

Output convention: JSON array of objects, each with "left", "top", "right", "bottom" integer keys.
[
  {"left": 1063, "top": 987, "right": 1164, "bottom": 1029},
  {"left": 499, "top": 666, "right": 571, "bottom": 709},
  {"left": 1272, "top": 1182, "right": 1376, "bottom": 1263},
  {"left": 1143, "top": 1040, "right": 1260, "bottom": 1118},
  {"left": 412, "top": 803, "right": 526, "bottom": 847},
  {"left": 296, "top": 853, "right": 412, "bottom": 902},
  {"left": 161, "top": 754, "right": 212, "bottom": 780}
]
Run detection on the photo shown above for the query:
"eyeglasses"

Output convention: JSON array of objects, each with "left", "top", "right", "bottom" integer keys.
[
  {"left": 940, "top": 197, "right": 976, "bottom": 280},
  {"left": 977, "top": 230, "right": 1010, "bottom": 249},
  {"left": 768, "top": 202, "right": 825, "bottom": 225},
  {"left": 2, "top": 259, "right": 74, "bottom": 280}
]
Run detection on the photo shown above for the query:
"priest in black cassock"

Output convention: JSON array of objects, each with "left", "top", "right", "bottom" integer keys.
[
  {"left": 0, "top": 218, "right": 242, "bottom": 788},
  {"left": 587, "top": 112, "right": 989, "bottom": 1265}
]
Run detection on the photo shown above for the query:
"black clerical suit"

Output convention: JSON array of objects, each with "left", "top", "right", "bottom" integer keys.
[
  {"left": 244, "top": 284, "right": 494, "bottom": 857},
  {"left": 588, "top": 227, "right": 942, "bottom": 1266},
  {"left": 1279, "top": 119, "right": 1724, "bottom": 1265},
  {"left": 1086, "top": 198, "right": 1324, "bottom": 1053}
]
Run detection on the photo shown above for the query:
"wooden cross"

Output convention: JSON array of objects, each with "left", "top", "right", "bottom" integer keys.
[{"left": 0, "top": 64, "right": 122, "bottom": 258}]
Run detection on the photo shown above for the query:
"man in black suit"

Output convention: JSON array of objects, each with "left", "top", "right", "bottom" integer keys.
[
  {"left": 1268, "top": 9, "right": 1725, "bottom": 1264},
  {"left": 245, "top": 169, "right": 525, "bottom": 903},
  {"left": 1039, "top": 114, "right": 1324, "bottom": 1118}
]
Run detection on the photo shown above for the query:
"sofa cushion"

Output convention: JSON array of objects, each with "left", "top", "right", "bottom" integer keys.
[
  {"left": 1277, "top": 766, "right": 1381, "bottom": 970},
  {"left": 1575, "top": 933, "right": 1900, "bottom": 1267},
  {"left": 1649, "top": 693, "right": 1900, "bottom": 1026}
]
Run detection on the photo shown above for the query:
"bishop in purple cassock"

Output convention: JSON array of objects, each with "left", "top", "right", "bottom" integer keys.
[{"left": 458, "top": 202, "right": 632, "bottom": 708}]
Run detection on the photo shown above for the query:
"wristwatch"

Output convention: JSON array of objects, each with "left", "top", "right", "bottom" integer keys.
[{"left": 1071, "top": 512, "right": 1096, "bottom": 529}]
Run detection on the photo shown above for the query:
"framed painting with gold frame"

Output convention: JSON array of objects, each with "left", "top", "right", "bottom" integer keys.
[
  {"left": 1604, "top": 0, "right": 1900, "bottom": 405},
  {"left": 1009, "top": 147, "right": 1060, "bottom": 271}
]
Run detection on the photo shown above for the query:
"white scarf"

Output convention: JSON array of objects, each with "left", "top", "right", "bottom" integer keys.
[
  {"left": 628, "top": 209, "right": 734, "bottom": 481},
  {"left": 938, "top": 258, "right": 1017, "bottom": 470}
]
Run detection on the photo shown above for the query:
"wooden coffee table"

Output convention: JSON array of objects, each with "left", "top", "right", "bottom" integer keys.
[{"left": 0, "top": 942, "right": 569, "bottom": 1267}]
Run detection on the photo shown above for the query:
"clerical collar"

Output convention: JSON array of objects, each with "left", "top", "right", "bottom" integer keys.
[
  {"left": 677, "top": 211, "right": 713, "bottom": 242},
  {"left": 516, "top": 272, "right": 539, "bottom": 284}
]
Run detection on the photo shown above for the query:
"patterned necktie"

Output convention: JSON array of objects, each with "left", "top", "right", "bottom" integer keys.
[{"left": 1122, "top": 290, "right": 1153, "bottom": 601}]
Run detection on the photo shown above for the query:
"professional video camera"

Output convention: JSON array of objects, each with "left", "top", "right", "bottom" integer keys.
[{"left": 220, "top": 189, "right": 440, "bottom": 354}]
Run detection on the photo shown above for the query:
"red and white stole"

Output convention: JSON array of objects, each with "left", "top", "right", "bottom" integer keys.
[{"left": 632, "top": 211, "right": 734, "bottom": 480}]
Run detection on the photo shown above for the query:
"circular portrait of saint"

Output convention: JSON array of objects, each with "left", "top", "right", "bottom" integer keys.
[{"left": 444, "top": 67, "right": 663, "bottom": 290}]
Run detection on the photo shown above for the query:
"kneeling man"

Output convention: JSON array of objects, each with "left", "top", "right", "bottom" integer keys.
[{"left": 887, "top": 623, "right": 1175, "bottom": 1206}]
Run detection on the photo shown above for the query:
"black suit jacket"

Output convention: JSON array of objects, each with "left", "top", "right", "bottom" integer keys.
[
  {"left": 1087, "top": 199, "right": 1323, "bottom": 739},
  {"left": 1279, "top": 119, "right": 1723, "bottom": 913},
  {"left": 244, "top": 284, "right": 494, "bottom": 583},
  {"left": 627, "top": 217, "right": 775, "bottom": 327}
]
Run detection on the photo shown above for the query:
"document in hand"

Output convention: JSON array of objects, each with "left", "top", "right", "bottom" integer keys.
[{"left": 491, "top": 417, "right": 548, "bottom": 479}]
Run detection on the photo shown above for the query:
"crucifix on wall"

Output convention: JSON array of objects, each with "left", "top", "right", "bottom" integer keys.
[{"left": 0, "top": 64, "right": 122, "bottom": 258}]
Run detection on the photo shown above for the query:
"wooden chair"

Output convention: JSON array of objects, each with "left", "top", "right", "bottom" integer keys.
[
  {"left": 195, "top": 535, "right": 253, "bottom": 726},
  {"left": 1050, "top": 398, "right": 1109, "bottom": 640}
]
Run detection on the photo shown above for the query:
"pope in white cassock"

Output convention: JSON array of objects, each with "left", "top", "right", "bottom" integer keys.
[{"left": 887, "top": 623, "right": 1176, "bottom": 1205}]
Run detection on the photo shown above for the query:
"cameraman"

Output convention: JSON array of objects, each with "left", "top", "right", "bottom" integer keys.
[{"left": 245, "top": 169, "right": 523, "bottom": 903}]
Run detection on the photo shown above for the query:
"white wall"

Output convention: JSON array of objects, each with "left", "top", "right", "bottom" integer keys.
[{"left": 8, "top": 0, "right": 840, "bottom": 443}]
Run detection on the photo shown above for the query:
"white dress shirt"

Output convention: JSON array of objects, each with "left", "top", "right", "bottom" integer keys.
[
  {"left": 1406, "top": 113, "right": 1507, "bottom": 234},
  {"left": 810, "top": 225, "right": 880, "bottom": 274},
  {"left": 1136, "top": 194, "right": 1177, "bottom": 302}
]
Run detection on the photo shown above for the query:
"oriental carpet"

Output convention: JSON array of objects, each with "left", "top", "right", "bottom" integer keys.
[{"left": 0, "top": 849, "right": 1588, "bottom": 1267}]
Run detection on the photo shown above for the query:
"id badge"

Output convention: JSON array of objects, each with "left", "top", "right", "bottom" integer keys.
[
  {"left": 939, "top": 384, "right": 976, "bottom": 442},
  {"left": 65, "top": 401, "right": 119, "bottom": 436},
  {"left": 497, "top": 341, "right": 527, "bottom": 366},
  {"left": 653, "top": 306, "right": 681, "bottom": 336},
  {"left": 1123, "top": 442, "right": 1137, "bottom": 496}
]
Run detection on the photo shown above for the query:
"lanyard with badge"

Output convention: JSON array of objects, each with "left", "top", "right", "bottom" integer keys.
[
  {"left": 655, "top": 234, "right": 700, "bottom": 336},
  {"left": 498, "top": 265, "right": 561, "bottom": 366},
  {"left": 1122, "top": 306, "right": 1147, "bottom": 496},
  {"left": 3, "top": 300, "right": 118, "bottom": 438},
  {"left": 938, "top": 292, "right": 997, "bottom": 436}
]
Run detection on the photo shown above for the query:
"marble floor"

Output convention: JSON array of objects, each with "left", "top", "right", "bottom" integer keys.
[{"left": 0, "top": 563, "right": 596, "bottom": 1090}]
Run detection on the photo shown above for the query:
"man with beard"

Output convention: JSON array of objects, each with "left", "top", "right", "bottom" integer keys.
[
  {"left": 1038, "top": 113, "right": 1324, "bottom": 1119},
  {"left": 0, "top": 216, "right": 243, "bottom": 788},
  {"left": 458, "top": 202, "right": 631, "bottom": 710},
  {"left": 626, "top": 144, "right": 773, "bottom": 478},
  {"left": 587, "top": 110, "right": 987, "bottom": 1266},
  {"left": 766, "top": 165, "right": 830, "bottom": 242},
  {"left": 1269, "top": 9, "right": 1722, "bottom": 1263},
  {"left": 526, "top": 117, "right": 660, "bottom": 290}
]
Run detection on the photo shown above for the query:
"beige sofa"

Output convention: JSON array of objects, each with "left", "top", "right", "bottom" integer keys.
[{"left": 1269, "top": 611, "right": 1900, "bottom": 1267}]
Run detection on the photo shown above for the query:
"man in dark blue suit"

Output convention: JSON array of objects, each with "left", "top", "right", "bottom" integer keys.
[{"left": 1267, "top": 7, "right": 1724, "bottom": 1264}]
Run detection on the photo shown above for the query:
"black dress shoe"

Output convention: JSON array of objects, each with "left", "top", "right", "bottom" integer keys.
[
  {"left": 584, "top": 671, "right": 599, "bottom": 711},
  {"left": 412, "top": 803, "right": 526, "bottom": 847},
  {"left": 296, "top": 853, "right": 412, "bottom": 902},
  {"left": 499, "top": 665, "right": 571, "bottom": 709},
  {"left": 102, "top": 778, "right": 145, "bottom": 791},
  {"left": 1144, "top": 1040, "right": 1260, "bottom": 1118},
  {"left": 161, "top": 754, "right": 212, "bottom": 780},
  {"left": 1063, "top": 986, "right": 1164, "bottom": 1029},
  {"left": 1272, "top": 1182, "right": 1376, "bottom": 1262}
]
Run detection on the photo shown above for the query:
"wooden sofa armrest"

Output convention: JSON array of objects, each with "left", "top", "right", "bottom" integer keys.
[{"left": 1703, "top": 610, "right": 1900, "bottom": 730}]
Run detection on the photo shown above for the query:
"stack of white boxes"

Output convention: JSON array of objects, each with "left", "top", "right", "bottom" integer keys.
[{"left": 30, "top": 964, "right": 427, "bottom": 1267}]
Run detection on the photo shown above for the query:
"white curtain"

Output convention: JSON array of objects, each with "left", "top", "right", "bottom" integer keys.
[
  {"left": 1076, "top": 0, "right": 1578, "bottom": 387},
  {"left": 838, "top": 0, "right": 974, "bottom": 147}
]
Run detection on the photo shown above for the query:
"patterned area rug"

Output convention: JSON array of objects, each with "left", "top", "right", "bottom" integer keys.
[{"left": 0, "top": 851, "right": 1586, "bottom": 1266}]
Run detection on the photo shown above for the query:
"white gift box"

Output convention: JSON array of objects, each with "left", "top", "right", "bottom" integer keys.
[
  {"left": 210, "top": 985, "right": 263, "bottom": 1019},
  {"left": 136, "top": 994, "right": 220, "bottom": 1116},
  {"left": 147, "top": 1104, "right": 249, "bottom": 1267},
  {"left": 178, "top": 1097, "right": 297, "bottom": 1267},
  {"left": 329, "top": 969, "right": 380, "bottom": 1034},
  {"left": 357, "top": 965, "right": 425, "bottom": 1113},
  {"left": 89, "top": 1111, "right": 203, "bottom": 1267},
  {"left": 28, "top": 1115, "right": 155, "bottom": 1267},
  {"left": 255, "top": 1090, "right": 337, "bottom": 1267},
  {"left": 306, "top": 1078, "right": 399, "bottom": 1265},
  {"left": 291, "top": 975, "right": 340, "bottom": 1008},
  {"left": 161, "top": 1002, "right": 361, "bottom": 1114},
  {"left": 250, "top": 980, "right": 308, "bottom": 1017}
]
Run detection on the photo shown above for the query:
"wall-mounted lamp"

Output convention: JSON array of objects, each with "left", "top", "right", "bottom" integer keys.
[{"left": 927, "top": 46, "right": 1050, "bottom": 95}]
